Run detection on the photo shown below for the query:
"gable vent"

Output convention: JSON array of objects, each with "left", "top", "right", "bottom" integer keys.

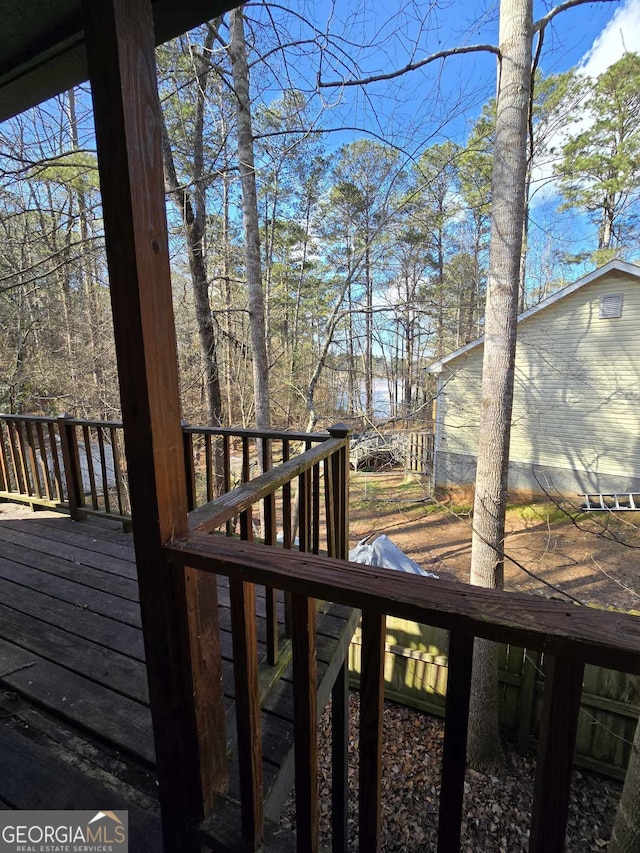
[{"left": 599, "top": 293, "right": 623, "bottom": 319}]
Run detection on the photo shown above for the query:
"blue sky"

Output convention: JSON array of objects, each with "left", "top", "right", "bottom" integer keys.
[{"left": 282, "top": 0, "right": 640, "bottom": 155}]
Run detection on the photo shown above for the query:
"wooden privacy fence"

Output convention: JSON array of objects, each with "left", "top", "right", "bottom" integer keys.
[
  {"left": 349, "top": 619, "right": 640, "bottom": 780},
  {"left": 0, "top": 413, "right": 333, "bottom": 525}
]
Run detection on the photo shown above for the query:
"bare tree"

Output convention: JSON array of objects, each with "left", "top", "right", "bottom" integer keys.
[{"left": 228, "top": 5, "right": 271, "bottom": 431}]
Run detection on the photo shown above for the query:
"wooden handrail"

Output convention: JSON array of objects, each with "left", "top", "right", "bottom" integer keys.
[
  {"left": 187, "top": 436, "right": 348, "bottom": 534},
  {"left": 166, "top": 534, "right": 640, "bottom": 672},
  {"left": 166, "top": 533, "right": 640, "bottom": 852},
  {"left": 182, "top": 424, "right": 331, "bottom": 443}
]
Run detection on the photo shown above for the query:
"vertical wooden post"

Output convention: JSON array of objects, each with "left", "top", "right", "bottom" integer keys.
[
  {"left": 437, "top": 629, "right": 474, "bottom": 853},
  {"left": 359, "top": 609, "right": 385, "bottom": 852},
  {"left": 58, "top": 414, "right": 83, "bottom": 520},
  {"left": 331, "top": 661, "right": 349, "bottom": 853},
  {"left": 327, "top": 424, "right": 351, "bottom": 560},
  {"left": 81, "top": 0, "right": 228, "bottom": 846},
  {"left": 291, "top": 593, "right": 318, "bottom": 852},
  {"left": 529, "top": 656, "right": 584, "bottom": 853},
  {"left": 517, "top": 648, "right": 539, "bottom": 755},
  {"left": 182, "top": 421, "right": 196, "bottom": 512}
]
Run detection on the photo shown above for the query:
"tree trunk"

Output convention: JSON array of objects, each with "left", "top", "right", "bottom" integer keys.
[
  {"left": 609, "top": 718, "right": 640, "bottom": 852},
  {"left": 466, "top": 0, "right": 532, "bottom": 772},
  {"left": 228, "top": 5, "right": 271, "bottom": 432},
  {"left": 160, "top": 29, "right": 223, "bottom": 430}
]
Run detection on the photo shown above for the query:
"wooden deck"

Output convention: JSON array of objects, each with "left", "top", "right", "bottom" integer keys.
[{"left": 0, "top": 505, "right": 356, "bottom": 851}]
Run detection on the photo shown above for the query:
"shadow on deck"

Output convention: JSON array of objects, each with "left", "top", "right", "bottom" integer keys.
[{"left": 0, "top": 506, "right": 356, "bottom": 850}]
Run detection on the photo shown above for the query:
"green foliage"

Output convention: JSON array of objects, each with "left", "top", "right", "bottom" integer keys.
[{"left": 557, "top": 53, "right": 640, "bottom": 252}]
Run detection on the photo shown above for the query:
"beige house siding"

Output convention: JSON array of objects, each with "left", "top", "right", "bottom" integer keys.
[{"left": 433, "top": 266, "right": 640, "bottom": 495}]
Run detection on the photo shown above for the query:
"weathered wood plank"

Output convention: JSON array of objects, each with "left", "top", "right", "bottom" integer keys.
[
  {"left": 228, "top": 577, "right": 263, "bottom": 849},
  {"left": 437, "top": 629, "right": 474, "bottom": 853},
  {"left": 0, "top": 638, "right": 155, "bottom": 763},
  {"left": 0, "top": 721, "right": 163, "bottom": 848},
  {"left": 0, "top": 602, "right": 149, "bottom": 702},
  {"left": 0, "top": 554, "right": 141, "bottom": 625},
  {"left": 529, "top": 656, "right": 585, "bottom": 853},
  {"left": 359, "top": 610, "right": 385, "bottom": 852},
  {"left": 0, "top": 521, "right": 137, "bottom": 579},
  {"left": 188, "top": 437, "right": 345, "bottom": 534},
  {"left": 0, "top": 576, "right": 145, "bottom": 660},
  {"left": 291, "top": 593, "right": 318, "bottom": 852},
  {"left": 167, "top": 535, "right": 640, "bottom": 673},
  {"left": 0, "top": 541, "right": 139, "bottom": 601},
  {"left": 331, "top": 661, "right": 349, "bottom": 853},
  {"left": 7, "top": 515, "right": 136, "bottom": 562}
]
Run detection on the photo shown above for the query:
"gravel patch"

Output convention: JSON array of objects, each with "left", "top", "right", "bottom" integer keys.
[{"left": 280, "top": 692, "right": 620, "bottom": 851}]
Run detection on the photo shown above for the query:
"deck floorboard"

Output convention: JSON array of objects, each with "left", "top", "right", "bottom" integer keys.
[{"left": 0, "top": 506, "right": 355, "bottom": 850}]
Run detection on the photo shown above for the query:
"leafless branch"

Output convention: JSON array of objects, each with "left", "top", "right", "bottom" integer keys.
[
  {"left": 533, "top": 0, "right": 617, "bottom": 33},
  {"left": 318, "top": 44, "right": 501, "bottom": 89}
]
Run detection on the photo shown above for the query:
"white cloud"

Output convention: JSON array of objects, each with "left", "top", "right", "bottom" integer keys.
[{"left": 579, "top": 0, "right": 640, "bottom": 78}]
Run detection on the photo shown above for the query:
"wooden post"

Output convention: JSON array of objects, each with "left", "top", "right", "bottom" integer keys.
[
  {"left": 327, "top": 424, "right": 351, "bottom": 560},
  {"left": 182, "top": 421, "right": 196, "bottom": 512},
  {"left": 81, "top": 0, "right": 228, "bottom": 846},
  {"left": 58, "top": 414, "right": 83, "bottom": 520},
  {"left": 359, "top": 609, "right": 385, "bottom": 852},
  {"left": 291, "top": 593, "right": 318, "bottom": 852},
  {"left": 437, "top": 629, "right": 474, "bottom": 853},
  {"left": 529, "top": 655, "right": 584, "bottom": 853}
]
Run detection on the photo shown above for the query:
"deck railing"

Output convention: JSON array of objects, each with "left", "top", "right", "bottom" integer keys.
[
  {"left": 0, "top": 414, "right": 335, "bottom": 526},
  {"left": 165, "top": 530, "right": 640, "bottom": 853}
]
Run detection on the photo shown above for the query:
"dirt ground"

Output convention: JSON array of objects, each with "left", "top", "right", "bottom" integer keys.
[{"left": 348, "top": 471, "right": 640, "bottom": 612}]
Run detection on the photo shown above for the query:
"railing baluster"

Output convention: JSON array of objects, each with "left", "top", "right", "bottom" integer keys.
[
  {"left": 223, "top": 434, "right": 233, "bottom": 536},
  {"left": 529, "top": 655, "right": 585, "bottom": 853},
  {"left": 282, "top": 439, "right": 292, "bottom": 548},
  {"left": 25, "top": 421, "right": 43, "bottom": 498},
  {"left": 205, "top": 433, "right": 213, "bottom": 503},
  {"left": 0, "top": 422, "right": 10, "bottom": 492},
  {"left": 312, "top": 462, "right": 320, "bottom": 555},
  {"left": 14, "top": 420, "right": 32, "bottom": 496},
  {"left": 437, "top": 629, "right": 474, "bottom": 853},
  {"left": 331, "top": 661, "right": 349, "bottom": 853},
  {"left": 229, "top": 577, "right": 263, "bottom": 850},
  {"left": 182, "top": 425, "right": 196, "bottom": 512},
  {"left": 110, "top": 426, "right": 126, "bottom": 516},
  {"left": 241, "top": 437, "right": 253, "bottom": 540},
  {"left": 35, "top": 422, "right": 52, "bottom": 501},
  {"left": 96, "top": 426, "right": 110, "bottom": 514},
  {"left": 359, "top": 609, "right": 385, "bottom": 852},
  {"left": 299, "top": 444, "right": 312, "bottom": 556},
  {"left": 282, "top": 439, "right": 292, "bottom": 638},
  {"left": 262, "top": 437, "right": 278, "bottom": 665},
  {"left": 6, "top": 421, "right": 23, "bottom": 494},
  {"left": 82, "top": 424, "right": 98, "bottom": 510},
  {"left": 291, "top": 592, "right": 318, "bottom": 852},
  {"left": 324, "top": 456, "right": 336, "bottom": 558},
  {"left": 48, "top": 422, "right": 64, "bottom": 502}
]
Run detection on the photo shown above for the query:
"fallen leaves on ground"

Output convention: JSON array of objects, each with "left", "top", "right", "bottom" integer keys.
[{"left": 279, "top": 693, "right": 620, "bottom": 851}]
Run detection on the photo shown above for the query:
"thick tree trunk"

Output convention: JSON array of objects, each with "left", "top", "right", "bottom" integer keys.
[
  {"left": 228, "top": 5, "right": 271, "bottom": 432},
  {"left": 609, "top": 718, "right": 640, "bottom": 852},
  {"left": 467, "top": 0, "right": 532, "bottom": 772}
]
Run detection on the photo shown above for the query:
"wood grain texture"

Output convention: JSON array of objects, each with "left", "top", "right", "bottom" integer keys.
[
  {"left": 229, "top": 577, "right": 264, "bottom": 849},
  {"left": 529, "top": 656, "right": 585, "bottom": 853},
  {"left": 291, "top": 593, "right": 318, "bottom": 852},
  {"left": 359, "top": 610, "right": 385, "bottom": 851},
  {"left": 437, "top": 629, "right": 474, "bottom": 853},
  {"left": 82, "top": 0, "right": 227, "bottom": 836},
  {"left": 188, "top": 437, "right": 346, "bottom": 533},
  {"left": 166, "top": 535, "right": 640, "bottom": 673},
  {"left": 331, "top": 661, "right": 349, "bottom": 853}
]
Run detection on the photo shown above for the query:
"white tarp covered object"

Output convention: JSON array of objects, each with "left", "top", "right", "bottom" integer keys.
[{"left": 349, "top": 534, "right": 438, "bottom": 578}]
